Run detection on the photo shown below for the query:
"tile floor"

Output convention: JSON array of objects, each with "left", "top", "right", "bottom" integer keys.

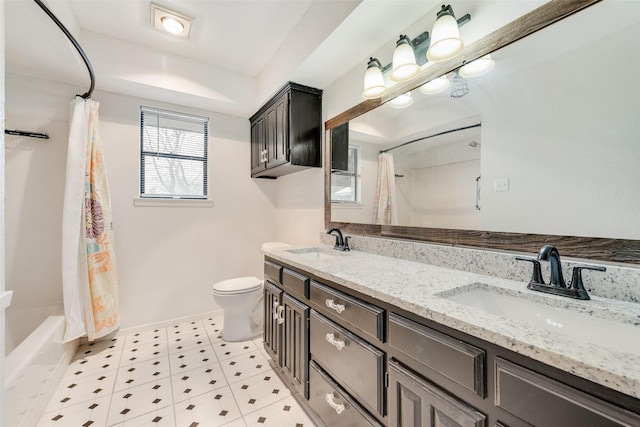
[{"left": 38, "top": 315, "right": 318, "bottom": 427}]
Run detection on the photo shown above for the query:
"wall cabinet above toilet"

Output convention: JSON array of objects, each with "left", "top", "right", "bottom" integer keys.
[{"left": 250, "top": 82, "right": 322, "bottom": 178}]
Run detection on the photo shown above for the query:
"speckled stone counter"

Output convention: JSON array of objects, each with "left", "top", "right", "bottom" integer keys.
[{"left": 262, "top": 243, "right": 640, "bottom": 401}]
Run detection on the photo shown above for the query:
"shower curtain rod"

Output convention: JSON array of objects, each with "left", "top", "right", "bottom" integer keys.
[
  {"left": 33, "top": 0, "right": 95, "bottom": 99},
  {"left": 380, "top": 123, "right": 482, "bottom": 154}
]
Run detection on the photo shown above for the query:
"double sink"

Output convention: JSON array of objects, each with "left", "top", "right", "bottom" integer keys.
[{"left": 283, "top": 246, "right": 640, "bottom": 357}]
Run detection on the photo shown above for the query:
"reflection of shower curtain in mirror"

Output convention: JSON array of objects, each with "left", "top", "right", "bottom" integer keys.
[
  {"left": 62, "top": 97, "right": 120, "bottom": 342},
  {"left": 373, "top": 153, "right": 398, "bottom": 225}
]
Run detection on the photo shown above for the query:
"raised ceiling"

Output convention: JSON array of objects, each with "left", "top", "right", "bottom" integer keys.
[{"left": 4, "top": 0, "right": 446, "bottom": 117}]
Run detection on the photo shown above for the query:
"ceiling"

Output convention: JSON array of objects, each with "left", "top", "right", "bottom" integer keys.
[{"left": 4, "top": 0, "right": 448, "bottom": 117}]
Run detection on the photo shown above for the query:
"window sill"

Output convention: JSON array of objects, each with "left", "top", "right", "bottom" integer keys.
[
  {"left": 133, "top": 198, "right": 213, "bottom": 208},
  {"left": 331, "top": 202, "right": 363, "bottom": 209}
]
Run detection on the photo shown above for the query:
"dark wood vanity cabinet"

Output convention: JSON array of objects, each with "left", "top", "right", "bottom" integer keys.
[
  {"left": 250, "top": 82, "right": 322, "bottom": 178},
  {"left": 262, "top": 265, "right": 310, "bottom": 398},
  {"left": 263, "top": 258, "right": 640, "bottom": 427},
  {"left": 388, "top": 360, "right": 486, "bottom": 427}
]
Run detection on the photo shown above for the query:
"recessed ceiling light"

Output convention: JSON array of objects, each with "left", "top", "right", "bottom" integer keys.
[{"left": 151, "top": 4, "right": 192, "bottom": 38}]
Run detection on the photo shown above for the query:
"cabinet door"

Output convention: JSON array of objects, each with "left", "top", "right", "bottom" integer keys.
[
  {"left": 263, "top": 280, "right": 283, "bottom": 365},
  {"left": 282, "top": 294, "right": 310, "bottom": 398},
  {"left": 389, "top": 360, "right": 486, "bottom": 427},
  {"left": 251, "top": 116, "right": 267, "bottom": 175},
  {"left": 266, "top": 94, "right": 289, "bottom": 170}
]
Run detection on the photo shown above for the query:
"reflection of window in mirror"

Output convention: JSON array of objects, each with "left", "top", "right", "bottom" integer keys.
[{"left": 331, "top": 145, "right": 360, "bottom": 204}]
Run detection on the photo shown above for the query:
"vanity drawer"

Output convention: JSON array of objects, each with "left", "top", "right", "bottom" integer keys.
[
  {"left": 310, "top": 280, "right": 384, "bottom": 343},
  {"left": 389, "top": 313, "right": 485, "bottom": 397},
  {"left": 282, "top": 268, "right": 309, "bottom": 300},
  {"left": 495, "top": 358, "right": 640, "bottom": 427},
  {"left": 264, "top": 260, "right": 283, "bottom": 285},
  {"left": 309, "top": 360, "right": 383, "bottom": 427},
  {"left": 310, "top": 310, "right": 385, "bottom": 417}
]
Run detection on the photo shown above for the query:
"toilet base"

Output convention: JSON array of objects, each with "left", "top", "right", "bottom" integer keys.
[{"left": 221, "top": 311, "right": 262, "bottom": 342}]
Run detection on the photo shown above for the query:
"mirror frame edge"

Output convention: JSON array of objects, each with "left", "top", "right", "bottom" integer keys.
[{"left": 324, "top": 0, "right": 640, "bottom": 265}]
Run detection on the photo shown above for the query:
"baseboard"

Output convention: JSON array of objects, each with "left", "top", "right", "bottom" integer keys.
[{"left": 114, "top": 310, "right": 224, "bottom": 338}]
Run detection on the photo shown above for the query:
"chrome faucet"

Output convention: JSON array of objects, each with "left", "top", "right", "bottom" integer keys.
[
  {"left": 327, "top": 228, "right": 350, "bottom": 251},
  {"left": 516, "top": 245, "right": 605, "bottom": 300}
]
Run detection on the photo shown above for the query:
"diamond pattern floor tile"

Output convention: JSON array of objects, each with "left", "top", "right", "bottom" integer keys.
[
  {"left": 168, "top": 344, "right": 218, "bottom": 374},
  {"left": 45, "top": 368, "right": 117, "bottom": 412},
  {"left": 174, "top": 387, "right": 243, "bottom": 427},
  {"left": 107, "top": 377, "right": 174, "bottom": 425},
  {"left": 168, "top": 330, "right": 211, "bottom": 354},
  {"left": 229, "top": 371, "right": 292, "bottom": 415},
  {"left": 114, "top": 355, "right": 171, "bottom": 391},
  {"left": 38, "top": 314, "right": 317, "bottom": 427},
  {"left": 109, "top": 404, "right": 175, "bottom": 427},
  {"left": 38, "top": 395, "right": 111, "bottom": 427},
  {"left": 243, "top": 396, "right": 315, "bottom": 427},
  {"left": 220, "top": 350, "right": 272, "bottom": 384},
  {"left": 170, "top": 360, "right": 228, "bottom": 403},
  {"left": 213, "top": 339, "right": 258, "bottom": 361}
]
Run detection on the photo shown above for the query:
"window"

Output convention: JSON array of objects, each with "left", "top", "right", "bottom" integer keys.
[
  {"left": 140, "top": 106, "right": 209, "bottom": 199},
  {"left": 331, "top": 145, "right": 360, "bottom": 203}
]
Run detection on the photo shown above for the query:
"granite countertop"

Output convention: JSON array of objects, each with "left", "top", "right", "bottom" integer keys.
[{"left": 263, "top": 244, "right": 640, "bottom": 400}]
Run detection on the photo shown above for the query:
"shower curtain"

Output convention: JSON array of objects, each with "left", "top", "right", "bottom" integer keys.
[
  {"left": 62, "top": 97, "right": 119, "bottom": 342},
  {"left": 373, "top": 152, "right": 398, "bottom": 225}
]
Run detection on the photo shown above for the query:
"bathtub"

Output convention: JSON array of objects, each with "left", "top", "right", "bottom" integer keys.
[{"left": 4, "top": 311, "right": 78, "bottom": 427}]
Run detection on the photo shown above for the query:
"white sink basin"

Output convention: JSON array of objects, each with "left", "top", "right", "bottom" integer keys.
[
  {"left": 443, "top": 286, "right": 640, "bottom": 356},
  {"left": 285, "top": 247, "right": 341, "bottom": 260}
]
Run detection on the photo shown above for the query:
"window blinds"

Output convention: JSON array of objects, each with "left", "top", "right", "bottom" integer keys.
[{"left": 140, "top": 106, "right": 209, "bottom": 199}]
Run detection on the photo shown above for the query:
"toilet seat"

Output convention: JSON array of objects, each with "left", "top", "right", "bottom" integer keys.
[{"left": 212, "top": 276, "right": 262, "bottom": 295}]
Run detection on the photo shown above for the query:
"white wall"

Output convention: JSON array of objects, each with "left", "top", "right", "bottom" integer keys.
[
  {"left": 5, "top": 74, "right": 278, "bottom": 330},
  {"left": 1, "top": 0, "right": 7, "bottom": 421}
]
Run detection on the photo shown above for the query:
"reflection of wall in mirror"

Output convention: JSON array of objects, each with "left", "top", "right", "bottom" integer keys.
[{"left": 480, "top": 14, "right": 640, "bottom": 239}]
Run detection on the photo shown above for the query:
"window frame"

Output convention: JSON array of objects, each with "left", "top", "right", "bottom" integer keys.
[{"left": 139, "top": 106, "right": 210, "bottom": 201}]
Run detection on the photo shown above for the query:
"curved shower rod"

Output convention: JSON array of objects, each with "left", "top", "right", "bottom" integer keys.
[{"left": 33, "top": 0, "right": 95, "bottom": 99}]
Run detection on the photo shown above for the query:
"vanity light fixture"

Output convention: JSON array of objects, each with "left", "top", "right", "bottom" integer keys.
[
  {"left": 360, "top": 5, "right": 470, "bottom": 99},
  {"left": 459, "top": 54, "right": 495, "bottom": 78},
  {"left": 388, "top": 92, "right": 414, "bottom": 109},
  {"left": 419, "top": 75, "right": 451, "bottom": 94},
  {"left": 363, "top": 58, "right": 388, "bottom": 99},
  {"left": 427, "top": 5, "right": 464, "bottom": 62},
  {"left": 151, "top": 3, "right": 193, "bottom": 38},
  {"left": 391, "top": 35, "right": 420, "bottom": 82}
]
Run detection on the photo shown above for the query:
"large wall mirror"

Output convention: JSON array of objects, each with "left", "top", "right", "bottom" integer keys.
[{"left": 325, "top": 0, "right": 640, "bottom": 264}]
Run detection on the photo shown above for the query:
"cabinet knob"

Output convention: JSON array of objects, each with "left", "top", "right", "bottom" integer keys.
[
  {"left": 325, "top": 298, "right": 346, "bottom": 314},
  {"left": 324, "top": 393, "right": 346, "bottom": 415},
  {"left": 325, "top": 333, "right": 346, "bottom": 351}
]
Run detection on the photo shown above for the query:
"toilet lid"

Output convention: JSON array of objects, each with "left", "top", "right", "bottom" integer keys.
[{"left": 213, "top": 276, "right": 262, "bottom": 294}]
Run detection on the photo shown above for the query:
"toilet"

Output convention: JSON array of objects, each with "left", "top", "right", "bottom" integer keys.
[{"left": 212, "top": 276, "right": 264, "bottom": 342}]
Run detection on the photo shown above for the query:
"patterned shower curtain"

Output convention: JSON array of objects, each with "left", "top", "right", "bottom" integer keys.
[
  {"left": 373, "top": 152, "right": 398, "bottom": 225},
  {"left": 62, "top": 97, "right": 119, "bottom": 342}
]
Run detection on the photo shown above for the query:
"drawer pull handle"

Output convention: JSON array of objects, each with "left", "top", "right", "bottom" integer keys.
[
  {"left": 325, "top": 299, "right": 345, "bottom": 314},
  {"left": 277, "top": 305, "right": 285, "bottom": 325},
  {"left": 272, "top": 301, "right": 280, "bottom": 320},
  {"left": 325, "top": 393, "right": 345, "bottom": 415},
  {"left": 325, "top": 333, "right": 345, "bottom": 350}
]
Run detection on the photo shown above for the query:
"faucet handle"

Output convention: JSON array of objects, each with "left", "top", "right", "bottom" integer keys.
[
  {"left": 569, "top": 264, "right": 606, "bottom": 292},
  {"left": 515, "top": 256, "right": 545, "bottom": 286},
  {"left": 343, "top": 236, "right": 351, "bottom": 252}
]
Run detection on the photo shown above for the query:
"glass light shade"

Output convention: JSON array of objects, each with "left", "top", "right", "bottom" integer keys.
[
  {"left": 459, "top": 55, "right": 495, "bottom": 78},
  {"left": 161, "top": 16, "right": 185, "bottom": 34},
  {"left": 388, "top": 92, "right": 413, "bottom": 109},
  {"left": 391, "top": 36, "right": 420, "bottom": 82},
  {"left": 419, "top": 75, "right": 451, "bottom": 94},
  {"left": 427, "top": 13, "right": 464, "bottom": 62},
  {"left": 362, "top": 58, "right": 388, "bottom": 99}
]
